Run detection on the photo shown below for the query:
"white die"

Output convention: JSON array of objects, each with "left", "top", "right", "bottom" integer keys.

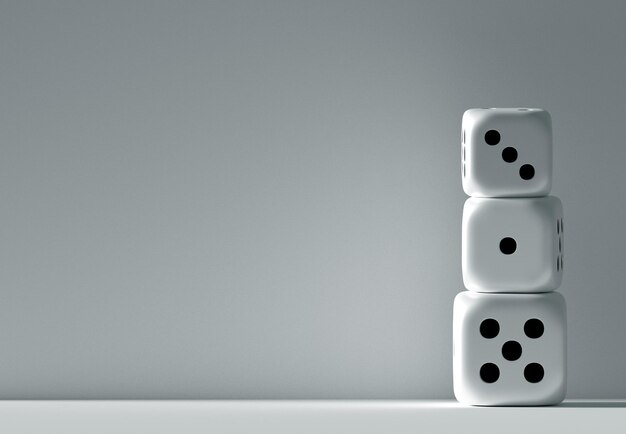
[
  {"left": 462, "top": 196, "right": 564, "bottom": 293},
  {"left": 453, "top": 291, "right": 566, "bottom": 406},
  {"left": 462, "top": 108, "right": 552, "bottom": 197}
]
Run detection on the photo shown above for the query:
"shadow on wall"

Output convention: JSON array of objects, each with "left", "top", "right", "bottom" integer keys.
[{"left": 557, "top": 401, "right": 626, "bottom": 408}]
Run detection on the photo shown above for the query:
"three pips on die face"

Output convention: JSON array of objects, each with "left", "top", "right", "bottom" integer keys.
[{"left": 483, "top": 129, "right": 536, "bottom": 180}]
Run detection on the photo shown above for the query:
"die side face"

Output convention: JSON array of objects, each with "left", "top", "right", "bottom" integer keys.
[
  {"left": 453, "top": 291, "right": 566, "bottom": 406},
  {"left": 462, "top": 108, "right": 552, "bottom": 197},
  {"left": 462, "top": 196, "right": 563, "bottom": 293}
]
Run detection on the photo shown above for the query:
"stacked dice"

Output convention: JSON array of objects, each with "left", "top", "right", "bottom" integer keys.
[{"left": 453, "top": 108, "right": 566, "bottom": 406}]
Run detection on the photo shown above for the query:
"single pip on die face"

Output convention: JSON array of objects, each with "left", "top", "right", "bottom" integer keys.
[
  {"left": 462, "top": 108, "right": 552, "bottom": 198},
  {"left": 462, "top": 196, "right": 564, "bottom": 293}
]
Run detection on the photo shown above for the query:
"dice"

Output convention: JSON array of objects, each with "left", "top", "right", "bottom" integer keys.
[
  {"left": 453, "top": 291, "right": 566, "bottom": 406},
  {"left": 462, "top": 108, "right": 552, "bottom": 197},
  {"left": 456, "top": 107, "right": 566, "bottom": 406},
  {"left": 462, "top": 196, "right": 563, "bottom": 293}
]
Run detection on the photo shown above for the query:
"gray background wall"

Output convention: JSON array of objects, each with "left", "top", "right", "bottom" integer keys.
[{"left": 1, "top": 0, "right": 625, "bottom": 399}]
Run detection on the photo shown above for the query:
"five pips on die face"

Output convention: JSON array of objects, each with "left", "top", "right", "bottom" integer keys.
[
  {"left": 478, "top": 318, "right": 545, "bottom": 384},
  {"left": 484, "top": 129, "right": 535, "bottom": 181}
]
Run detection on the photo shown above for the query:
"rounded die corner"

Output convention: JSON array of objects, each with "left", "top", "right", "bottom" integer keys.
[
  {"left": 453, "top": 291, "right": 471, "bottom": 310},
  {"left": 532, "top": 108, "right": 552, "bottom": 124},
  {"left": 462, "top": 108, "right": 486, "bottom": 121}
]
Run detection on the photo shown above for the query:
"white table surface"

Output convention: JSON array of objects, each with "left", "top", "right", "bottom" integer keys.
[{"left": 0, "top": 400, "right": 624, "bottom": 434}]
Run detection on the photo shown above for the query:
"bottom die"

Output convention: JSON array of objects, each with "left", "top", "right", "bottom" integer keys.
[{"left": 453, "top": 291, "right": 566, "bottom": 406}]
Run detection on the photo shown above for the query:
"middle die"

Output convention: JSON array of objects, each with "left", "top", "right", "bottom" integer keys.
[{"left": 462, "top": 196, "right": 563, "bottom": 293}]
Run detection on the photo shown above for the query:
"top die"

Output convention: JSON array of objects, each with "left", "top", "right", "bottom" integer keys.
[{"left": 462, "top": 108, "right": 552, "bottom": 197}]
